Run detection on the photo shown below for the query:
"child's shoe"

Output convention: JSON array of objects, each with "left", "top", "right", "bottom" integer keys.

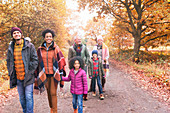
[
  {"left": 100, "top": 94, "right": 104, "bottom": 100},
  {"left": 92, "top": 92, "right": 96, "bottom": 96},
  {"left": 74, "top": 108, "right": 78, "bottom": 113},
  {"left": 50, "top": 108, "right": 53, "bottom": 113}
]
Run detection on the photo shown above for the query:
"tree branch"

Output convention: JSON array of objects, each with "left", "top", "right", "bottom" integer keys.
[
  {"left": 141, "top": 31, "right": 156, "bottom": 40},
  {"left": 102, "top": 0, "right": 131, "bottom": 25},
  {"left": 125, "top": 0, "right": 136, "bottom": 31},
  {"left": 141, "top": 34, "right": 167, "bottom": 46}
]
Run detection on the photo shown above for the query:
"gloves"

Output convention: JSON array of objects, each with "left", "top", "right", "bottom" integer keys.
[
  {"left": 60, "top": 74, "right": 63, "bottom": 81},
  {"left": 83, "top": 94, "right": 88, "bottom": 101},
  {"left": 34, "top": 78, "right": 38, "bottom": 89}
]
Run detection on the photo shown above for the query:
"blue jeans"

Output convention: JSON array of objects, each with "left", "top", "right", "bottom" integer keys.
[
  {"left": 92, "top": 76, "right": 103, "bottom": 94},
  {"left": 17, "top": 80, "right": 34, "bottom": 113},
  {"left": 72, "top": 94, "right": 83, "bottom": 113}
]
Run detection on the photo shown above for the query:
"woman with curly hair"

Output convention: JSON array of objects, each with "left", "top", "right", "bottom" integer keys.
[
  {"left": 61, "top": 56, "right": 88, "bottom": 113},
  {"left": 35, "top": 29, "right": 66, "bottom": 113}
]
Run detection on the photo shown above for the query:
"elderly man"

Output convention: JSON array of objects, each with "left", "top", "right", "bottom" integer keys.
[
  {"left": 68, "top": 35, "right": 90, "bottom": 100},
  {"left": 68, "top": 35, "right": 90, "bottom": 73}
]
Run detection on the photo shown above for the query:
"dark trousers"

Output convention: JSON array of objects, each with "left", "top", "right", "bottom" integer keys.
[
  {"left": 89, "top": 77, "right": 105, "bottom": 91},
  {"left": 91, "top": 76, "right": 103, "bottom": 94}
]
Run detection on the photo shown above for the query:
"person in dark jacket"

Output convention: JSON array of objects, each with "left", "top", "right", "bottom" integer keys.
[
  {"left": 6, "top": 27, "right": 38, "bottom": 113},
  {"left": 68, "top": 35, "right": 90, "bottom": 101},
  {"left": 88, "top": 50, "right": 104, "bottom": 100}
]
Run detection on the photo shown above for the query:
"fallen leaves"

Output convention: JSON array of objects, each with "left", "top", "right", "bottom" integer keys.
[{"left": 111, "top": 59, "right": 170, "bottom": 105}]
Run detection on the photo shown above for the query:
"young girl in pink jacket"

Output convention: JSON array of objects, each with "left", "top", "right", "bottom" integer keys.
[{"left": 62, "top": 56, "right": 88, "bottom": 113}]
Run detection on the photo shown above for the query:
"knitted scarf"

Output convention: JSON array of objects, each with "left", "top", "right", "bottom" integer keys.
[
  {"left": 73, "top": 43, "right": 82, "bottom": 56},
  {"left": 102, "top": 42, "right": 109, "bottom": 77}
]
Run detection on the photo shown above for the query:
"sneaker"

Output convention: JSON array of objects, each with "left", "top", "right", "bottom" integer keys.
[
  {"left": 83, "top": 103, "right": 86, "bottom": 107},
  {"left": 100, "top": 94, "right": 104, "bottom": 100},
  {"left": 92, "top": 92, "right": 96, "bottom": 97}
]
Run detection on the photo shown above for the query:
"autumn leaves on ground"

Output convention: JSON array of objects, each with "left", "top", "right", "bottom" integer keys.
[
  {"left": 0, "top": 57, "right": 170, "bottom": 113},
  {"left": 0, "top": 0, "right": 170, "bottom": 113}
]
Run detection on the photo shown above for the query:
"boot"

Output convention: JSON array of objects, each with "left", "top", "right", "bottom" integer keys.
[
  {"left": 74, "top": 108, "right": 78, "bottom": 113},
  {"left": 92, "top": 92, "right": 96, "bottom": 97},
  {"left": 100, "top": 94, "right": 104, "bottom": 100},
  {"left": 50, "top": 108, "right": 53, "bottom": 113}
]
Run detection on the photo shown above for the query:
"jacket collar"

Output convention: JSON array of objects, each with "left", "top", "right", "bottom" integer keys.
[
  {"left": 40, "top": 41, "right": 56, "bottom": 50},
  {"left": 71, "top": 68, "right": 82, "bottom": 72},
  {"left": 10, "top": 38, "right": 29, "bottom": 51}
]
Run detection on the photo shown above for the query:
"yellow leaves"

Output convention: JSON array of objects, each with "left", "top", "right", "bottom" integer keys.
[
  {"left": 0, "top": 0, "right": 68, "bottom": 56},
  {"left": 0, "top": 60, "right": 9, "bottom": 95},
  {"left": 0, "top": 60, "right": 8, "bottom": 81},
  {"left": 135, "top": 57, "right": 138, "bottom": 62}
]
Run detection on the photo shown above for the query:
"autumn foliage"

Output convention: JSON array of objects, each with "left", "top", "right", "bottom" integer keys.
[
  {"left": 111, "top": 49, "right": 170, "bottom": 102},
  {"left": 0, "top": 0, "right": 68, "bottom": 57},
  {"left": 78, "top": 0, "right": 170, "bottom": 63}
]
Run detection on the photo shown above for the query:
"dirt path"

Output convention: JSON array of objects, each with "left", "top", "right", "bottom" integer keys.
[{"left": 0, "top": 59, "right": 169, "bottom": 113}]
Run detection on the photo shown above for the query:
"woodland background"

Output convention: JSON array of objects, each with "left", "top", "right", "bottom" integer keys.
[{"left": 0, "top": 0, "right": 169, "bottom": 104}]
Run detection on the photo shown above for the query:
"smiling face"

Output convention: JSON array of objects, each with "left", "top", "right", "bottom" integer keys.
[
  {"left": 12, "top": 31, "right": 22, "bottom": 40},
  {"left": 44, "top": 32, "right": 53, "bottom": 45},
  {"left": 97, "top": 39, "right": 103, "bottom": 46},
  {"left": 75, "top": 36, "right": 82, "bottom": 45},
  {"left": 74, "top": 60, "right": 80, "bottom": 70},
  {"left": 93, "top": 54, "right": 98, "bottom": 60}
]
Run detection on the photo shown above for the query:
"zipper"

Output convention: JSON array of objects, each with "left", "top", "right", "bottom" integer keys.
[
  {"left": 74, "top": 70, "right": 79, "bottom": 94},
  {"left": 47, "top": 49, "right": 49, "bottom": 74},
  {"left": 74, "top": 72, "right": 76, "bottom": 94}
]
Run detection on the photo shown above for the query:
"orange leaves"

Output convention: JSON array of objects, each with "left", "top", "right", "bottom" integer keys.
[
  {"left": 111, "top": 47, "right": 170, "bottom": 102},
  {"left": 0, "top": 60, "right": 8, "bottom": 82},
  {"left": 0, "top": 0, "right": 68, "bottom": 56},
  {"left": 111, "top": 53, "right": 170, "bottom": 102}
]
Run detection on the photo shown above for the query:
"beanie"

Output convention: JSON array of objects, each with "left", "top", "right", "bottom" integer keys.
[
  {"left": 11, "top": 27, "right": 22, "bottom": 37},
  {"left": 92, "top": 50, "right": 98, "bottom": 56}
]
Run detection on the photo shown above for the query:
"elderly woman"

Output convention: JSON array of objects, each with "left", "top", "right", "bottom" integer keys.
[
  {"left": 93, "top": 35, "right": 109, "bottom": 92},
  {"left": 36, "top": 29, "right": 66, "bottom": 113}
]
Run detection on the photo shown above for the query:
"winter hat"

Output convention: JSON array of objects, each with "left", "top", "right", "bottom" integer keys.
[
  {"left": 92, "top": 50, "right": 98, "bottom": 56},
  {"left": 97, "top": 35, "right": 103, "bottom": 41},
  {"left": 25, "top": 37, "right": 31, "bottom": 42},
  {"left": 11, "top": 27, "right": 22, "bottom": 37}
]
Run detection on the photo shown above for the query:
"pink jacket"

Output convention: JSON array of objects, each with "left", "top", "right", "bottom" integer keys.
[{"left": 62, "top": 68, "right": 88, "bottom": 95}]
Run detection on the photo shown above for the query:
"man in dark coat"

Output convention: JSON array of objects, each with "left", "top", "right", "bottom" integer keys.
[{"left": 6, "top": 27, "right": 38, "bottom": 113}]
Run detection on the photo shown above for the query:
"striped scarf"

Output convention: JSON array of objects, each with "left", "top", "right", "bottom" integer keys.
[
  {"left": 92, "top": 58, "right": 99, "bottom": 77},
  {"left": 14, "top": 39, "right": 25, "bottom": 80}
]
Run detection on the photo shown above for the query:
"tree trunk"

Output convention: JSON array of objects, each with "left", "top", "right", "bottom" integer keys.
[{"left": 133, "top": 36, "right": 141, "bottom": 63}]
